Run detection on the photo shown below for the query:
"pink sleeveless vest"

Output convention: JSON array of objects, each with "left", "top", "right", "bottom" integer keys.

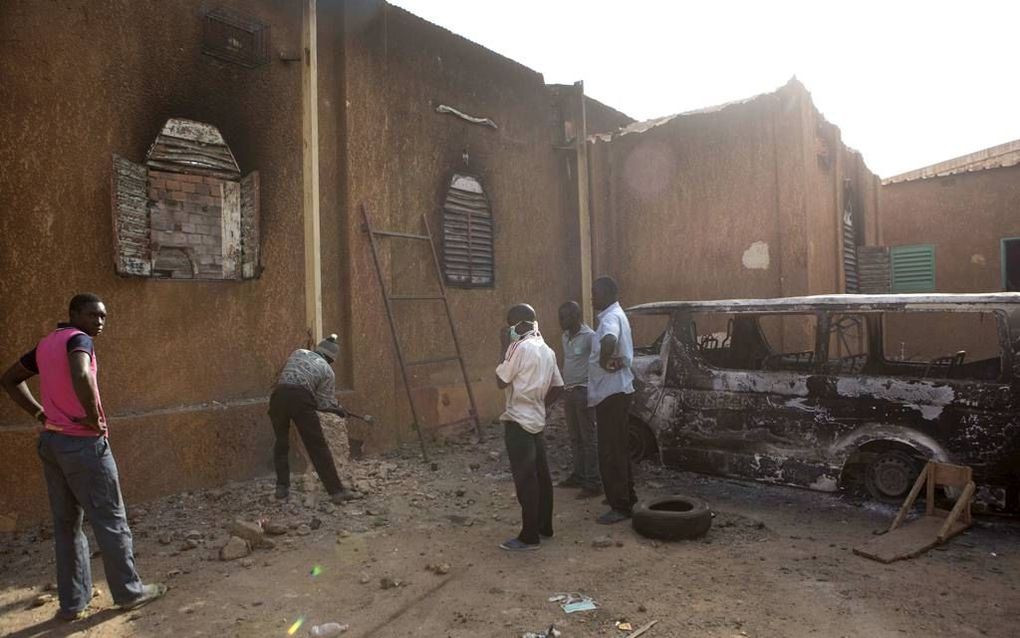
[{"left": 37, "top": 327, "right": 105, "bottom": 437}]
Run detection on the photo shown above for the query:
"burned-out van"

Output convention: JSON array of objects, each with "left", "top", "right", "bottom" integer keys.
[{"left": 627, "top": 294, "right": 1020, "bottom": 512}]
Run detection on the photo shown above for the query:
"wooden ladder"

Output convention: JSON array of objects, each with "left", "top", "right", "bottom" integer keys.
[{"left": 361, "top": 204, "right": 482, "bottom": 462}]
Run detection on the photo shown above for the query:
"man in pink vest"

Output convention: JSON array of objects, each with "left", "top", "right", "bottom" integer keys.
[{"left": 1, "top": 293, "right": 165, "bottom": 621}]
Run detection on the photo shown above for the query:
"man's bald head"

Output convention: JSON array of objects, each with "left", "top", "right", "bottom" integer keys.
[
  {"left": 506, "top": 303, "right": 537, "bottom": 326},
  {"left": 558, "top": 301, "right": 581, "bottom": 332},
  {"left": 592, "top": 276, "right": 619, "bottom": 311}
]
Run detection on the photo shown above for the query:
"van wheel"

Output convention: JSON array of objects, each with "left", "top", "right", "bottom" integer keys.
[
  {"left": 865, "top": 449, "right": 922, "bottom": 503},
  {"left": 628, "top": 419, "right": 658, "bottom": 462},
  {"left": 632, "top": 495, "right": 712, "bottom": 541}
]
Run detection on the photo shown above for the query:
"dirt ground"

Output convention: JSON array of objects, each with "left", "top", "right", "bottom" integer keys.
[{"left": 2, "top": 418, "right": 1018, "bottom": 638}]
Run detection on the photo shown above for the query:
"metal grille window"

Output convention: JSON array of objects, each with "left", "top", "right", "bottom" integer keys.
[
  {"left": 441, "top": 173, "right": 494, "bottom": 287},
  {"left": 890, "top": 245, "right": 936, "bottom": 293}
]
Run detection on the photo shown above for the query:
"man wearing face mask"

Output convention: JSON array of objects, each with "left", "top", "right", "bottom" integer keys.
[{"left": 495, "top": 304, "right": 564, "bottom": 551}]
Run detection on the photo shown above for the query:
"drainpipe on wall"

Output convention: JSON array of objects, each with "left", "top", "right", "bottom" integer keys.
[
  {"left": 574, "top": 81, "right": 593, "bottom": 326},
  {"left": 302, "top": 0, "right": 323, "bottom": 342}
]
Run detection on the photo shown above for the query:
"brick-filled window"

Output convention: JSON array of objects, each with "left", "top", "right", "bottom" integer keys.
[{"left": 111, "top": 118, "right": 260, "bottom": 280}]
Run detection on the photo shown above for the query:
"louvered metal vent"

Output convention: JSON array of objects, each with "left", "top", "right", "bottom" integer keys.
[
  {"left": 890, "top": 245, "right": 935, "bottom": 293},
  {"left": 441, "top": 173, "right": 494, "bottom": 287},
  {"left": 202, "top": 8, "right": 270, "bottom": 68}
]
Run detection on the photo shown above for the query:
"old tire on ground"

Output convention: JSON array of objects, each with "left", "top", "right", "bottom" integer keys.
[
  {"left": 632, "top": 495, "right": 712, "bottom": 541},
  {"left": 864, "top": 449, "right": 923, "bottom": 504}
]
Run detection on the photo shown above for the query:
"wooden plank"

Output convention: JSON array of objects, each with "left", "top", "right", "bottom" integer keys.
[
  {"left": 932, "top": 463, "right": 972, "bottom": 488},
  {"left": 926, "top": 463, "right": 936, "bottom": 516},
  {"left": 890, "top": 464, "right": 928, "bottom": 531},
  {"left": 854, "top": 517, "right": 968, "bottom": 563},
  {"left": 939, "top": 482, "right": 975, "bottom": 540},
  {"left": 302, "top": 0, "right": 322, "bottom": 341},
  {"left": 574, "top": 81, "right": 593, "bottom": 326},
  {"left": 221, "top": 181, "right": 241, "bottom": 278}
]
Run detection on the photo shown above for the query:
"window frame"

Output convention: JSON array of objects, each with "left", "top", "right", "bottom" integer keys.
[
  {"left": 680, "top": 310, "right": 825, "bottom": 374},
  {"left": 1001, "top": 237, "right": 1020, "bottom": 292}
]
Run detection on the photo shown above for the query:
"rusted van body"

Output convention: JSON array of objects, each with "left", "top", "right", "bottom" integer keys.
[{"left": 627, "top": 294, "right": 1020, "bottom": 512}]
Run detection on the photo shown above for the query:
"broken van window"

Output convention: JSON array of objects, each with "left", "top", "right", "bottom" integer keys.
[
  {"left": 689, "top": 312, "right": 817, "bottom": 372},
  {"left": 631, "top": 314, "right": 669, "bottom": 355},
  {"left": 825, "top": 313, "right": 869, "bottom": 374},
  {"left": 882, "top": 312, "right": 1002, "bottom": 380}
]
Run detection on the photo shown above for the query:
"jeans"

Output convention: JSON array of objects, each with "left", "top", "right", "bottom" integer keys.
[
  {"left": 269, "top": 385, "right": 344, "bottom": 494},
  {"left": 503, "top": 421, "right": 554, "bottom": 544},
  {"left": 563, "top": 386, "right": 600, "bottom": 491},
  {"left": 37, "top": 431, "right": 145, "bottom": 612},
  {"left": 595, "top": 392, "right": 637, "bottom": 514}
]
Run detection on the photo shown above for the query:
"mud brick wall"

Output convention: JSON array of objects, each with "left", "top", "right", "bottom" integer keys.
[{"left": 148, "top": 170, "right": 227, "bottom": 279}]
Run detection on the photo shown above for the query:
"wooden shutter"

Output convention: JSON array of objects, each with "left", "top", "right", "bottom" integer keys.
[
  {"left": 240, "top": 171, "right": 261, "bottom": 279},
  {"left": 857, "top": 246, "right": 891, "bottom": 293},
  {"left": 441, "top": 173, "right": 494, "bottom": 287},
  {"left": 111, "top": 155, "right": 152, "bottom": 277},
  {"left": 891, "top": 245, "right": 936, "bottom": 293},
  {"left": 841, "top": 180, "right": 860, "bottom": 293}
]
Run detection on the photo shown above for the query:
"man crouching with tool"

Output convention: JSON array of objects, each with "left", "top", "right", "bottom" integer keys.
[{"left": 270, "top": 333, "right": 372, "bottom": 503}]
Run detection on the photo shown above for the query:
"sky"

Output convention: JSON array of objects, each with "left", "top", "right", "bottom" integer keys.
[{"left": 389, "top": 0, "right": 1020, "bottom": 178}]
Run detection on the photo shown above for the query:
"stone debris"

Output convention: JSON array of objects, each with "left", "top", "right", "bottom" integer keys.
[
  {"left": 379, "top": 576, "right": 403, "bottom": 590},
  {"left": 592, "top": 536, "right": 614, "bottom": 548},
  {"left": 264, "top": 521, "right": 288, "bottom": 536},
  {"left": 426, "top": 562, "right": 451, "bottom": 575},
  {"left": 30, "top": 593, "right": 54, "bottom": 608},
  {"left": 219, "top": 536, "right": 251, "bottom": 561}
]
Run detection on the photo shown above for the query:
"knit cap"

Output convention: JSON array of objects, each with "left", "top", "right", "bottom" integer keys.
[{"left": 315, "top": 333, "right": 340, "bottom": 361}]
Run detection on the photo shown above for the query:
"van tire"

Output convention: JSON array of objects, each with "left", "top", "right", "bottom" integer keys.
[
  {"left": 628, "top": 419, "right": 658, "bottom": 462},
  {"left": 864, "top": 449, "right": 923, "bottom": 503},
  {"left": 632, "top": 495, "right": 712, "bottom": 541}
]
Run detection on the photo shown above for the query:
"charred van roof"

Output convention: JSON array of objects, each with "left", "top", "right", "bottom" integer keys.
[{"left": 627, "top": 293, "right": 1020, "bottom": 315}]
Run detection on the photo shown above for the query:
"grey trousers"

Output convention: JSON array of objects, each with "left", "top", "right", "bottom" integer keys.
[
  {"left": 37, "top": 431, "right": 145, "bottom": 613},
  {"left": 563, "top": 386, "right": 601, "bottom": 490}
]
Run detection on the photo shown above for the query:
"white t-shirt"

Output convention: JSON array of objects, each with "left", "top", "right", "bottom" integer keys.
[{"left": 495, "top": 334, "right": 564, "bottom": 434}]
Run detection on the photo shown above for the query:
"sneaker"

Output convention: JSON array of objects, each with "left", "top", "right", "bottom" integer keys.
[
  {"left": 596, "top": 510, "right": 631, "bottom": 525},
  {"left": 556, "top": 476, "right": 582, "bottom": 489},
  {"left": 274, "top": 486, "right": 289, "bottom": 500},
  {"left": 117, "top": 583, "right": 167, "bottom": 611},
  {"left": 329, "top": 488, "right": 364, "bottom": 504},
  {"left": 55, "top": 608, "right": 88, "bottom": 622},
  {"left": 499, "top": 538, "right": 540, "bottom": 552},
  {"left": 575, "top": 487, "right": 602, "bottom": 500}
]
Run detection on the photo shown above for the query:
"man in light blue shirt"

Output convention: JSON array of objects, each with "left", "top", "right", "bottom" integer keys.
[
  {"left": 557, "top": 301, "right": 600, "bottom": 498},
  {"left": 588, "top": 276, "right": 637, "bottom": 524}
]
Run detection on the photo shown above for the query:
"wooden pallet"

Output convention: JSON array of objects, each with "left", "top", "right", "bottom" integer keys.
[{"left": 854, "top": 461, "right": 975, "bottom": 563}]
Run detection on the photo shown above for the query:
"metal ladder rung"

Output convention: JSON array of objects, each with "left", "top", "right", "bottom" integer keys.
[
  {"left": 372, "top": 230, "right": 430, "bottom": 240},
  {"left": 406, "top": 355, "right": 461, "bottom": 367},
  {"left": 388, "top": 294, "right": 445, "bottom": 301}
]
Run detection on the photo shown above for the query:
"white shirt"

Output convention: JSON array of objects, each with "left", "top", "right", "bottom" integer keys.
[
  {"left": 496, "top": 334, "right": 564, "bottom": 434},
  {"left": 588, "top": 301, "right": 635, "bottom": 407}
]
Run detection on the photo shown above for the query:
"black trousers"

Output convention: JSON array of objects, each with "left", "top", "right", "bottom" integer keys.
[
  {"left": 269, "top": 385, "right": 344, "bottom": 495},
  {"left": 596, "top": 392, "right": 637, "bottom": 513},
  {"left": 504, "top": 421, "right": 553, "bottom": 544}
]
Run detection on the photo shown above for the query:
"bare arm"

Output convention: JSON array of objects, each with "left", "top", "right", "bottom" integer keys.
[
  {"left": 599, "top": 334, "right": 619, "bottom": 371},
  {"left": 544, "top": 385, "right": 563, "bottom": 407},
  {"left": 1, "top": 362, "right": 46, "bottom": 424},
  {"left": 68, "top": 351, "right": 104, "bottom": 433}
]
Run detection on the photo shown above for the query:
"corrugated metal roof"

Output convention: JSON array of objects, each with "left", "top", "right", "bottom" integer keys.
[{"left": 883, "top": 138, "right": 1020, "bottom": 185}]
